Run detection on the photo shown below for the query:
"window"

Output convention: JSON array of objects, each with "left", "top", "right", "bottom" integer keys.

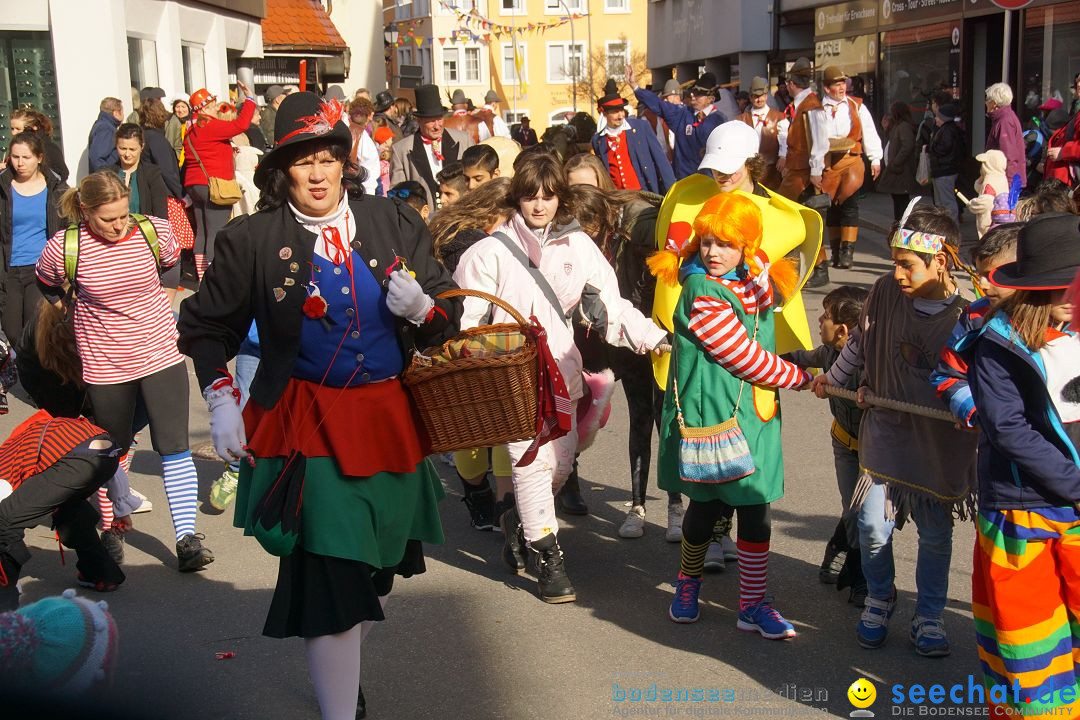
[
  {"left": 505, "top": 111, "right": 527, "bottom": 124},
  {"left": 464, "top": 47, "right": 481, "bottom": 83},
  {"left": 502, "top": 43, "right": 527, "bottom": 84},
  {"left": 545, "top": 0, "right": 585, "bottom": 11},
  {"left": 443, "top": 47, "right": 460, "bottom": 83},
  {"left": 549, "top": 108, "right": 573, "bottom": 125},
  {"left": 396, "top": 0, "right": 431, "bottom": 18},
  {"left": 181, "top": 44, "right": 206, "bottom": 95},
  {"left": 606, "top": 41, "right": 628, "bottom": 78},
  {"left": 605, "top": 0, "right": 629, "bottom": 10},
  {"left": 127, "top": 37, "right": 159, "bottom": 91},
  {"left": 546, "top": 42, "right": 584, "bottom": 83},
  {"left": 419, "top": 47, "right": 433, "bottom": 84},
  {"left": 500, "top": 0, "right": 525, "bottom": 14},
  {"left": 398, "top": 47, "right": 412, "bottom": 69},
  {"left": 441, "top": 0, "right": 484, "bottom": 12}
]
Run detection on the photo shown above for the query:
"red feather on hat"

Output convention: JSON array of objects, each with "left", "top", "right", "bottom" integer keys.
[{"left": 277, "top": 99, "right": 346, "bottom": 145}]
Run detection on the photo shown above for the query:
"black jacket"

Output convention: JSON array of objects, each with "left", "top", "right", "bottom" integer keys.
[
  {"left": 928, "top": 121, "right": 965, "bottom": 178},
  {"left": 141, "top": 127, "right": 183, "bottom": 198},
  {"left": 108, "top": 163, "right": 168, "bottom": 219},
  {"left": 39, "top": 136, "right": 69, "bottom": 184},
  {"left": 0, "top": 168, "right": 67, "bottom": 280},
  {"left": 177, "top": 194, "right": 462, "bottom": 407}
]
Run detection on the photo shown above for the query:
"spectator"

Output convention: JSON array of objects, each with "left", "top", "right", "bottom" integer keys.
[
  {"left": 436, "top": 161, "right": 467, "bottom": 206},
  {"left": 110, "top": 123, "right": 168, "bottom": 219},
  {"left": 985, "top": 82, "right": 1026, "bottom": 188},
  {"left": 512, "top": 116, "right": 539, "bottom": 148},
  {"left": 479, "top": 90, "right": 512, "bottom": 140},
  {"left": 374, "top": 125, "right": 395, "bottom": 196},
  {"left": 927, "top": 103, "right": 965, "bottom": 225},
  {"left": 137, "top": 99, "right": 183, "bottom": 198},
  {"left": 9, "top": 108, "right": 68, "bottom": 184},
  {"left": 388, "top": 180, "right": 431, "bottom": 221},
  {"left": 87, "top": 97, "right": 123, "bottom": 173},
  {"left": 244, "top": 103, "right": 268, "bottom": 151},
  {"left": 372, "top": 91, "right": 403, "bottom": 144},
  {"left": 563, "top": 152, "right": 616, "bottom": 190},
  {"left": 461, "top": 144, "right": 501, "bottom": 190},
  {"left": 261, "top": 84, "right": 286, "bottom": 147},
  {"left": 590, "top": 80, "right": 674, "bottom": 194},
  {"left": 348, "top": 97, "right": 380, "bottom": 195},
  {"left": 1044, "top": 73, "right": 1080, "bottom": 185},
  {"left": 877, "top": 101, "right": 919, "bottom": 221},
  {"left": 165, "top": 98, "right": 189, "bottom": 157}
]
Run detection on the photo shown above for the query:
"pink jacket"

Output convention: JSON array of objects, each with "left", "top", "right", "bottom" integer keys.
[{"left": 453, "top": 212, "right": 667, "bottom": 399}]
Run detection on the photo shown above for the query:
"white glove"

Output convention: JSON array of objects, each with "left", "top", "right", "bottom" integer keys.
[
  {"left": 204, "top": 379, "right": 250, "bottom": 464},
  {"left": 386, "top": 269, "right": 434, "bottom": 325},
  {"left": 967, "top": 194, "right": 993, "bottom": 214}
]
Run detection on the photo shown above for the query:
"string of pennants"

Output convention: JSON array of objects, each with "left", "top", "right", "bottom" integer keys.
[{"left": 389, "top": 2, "right": 589, "bottom": 48}]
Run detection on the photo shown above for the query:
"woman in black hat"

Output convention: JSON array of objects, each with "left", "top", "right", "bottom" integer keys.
[
  {"left": 177, "top": 91, "right": 461, "bottom": 720},
  {"left": 968, "top": 212, "right": 1080, "bottom": 716}
]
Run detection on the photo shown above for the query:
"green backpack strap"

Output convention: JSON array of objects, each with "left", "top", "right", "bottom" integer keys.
[
  {"left": 63, "top": 223, "right": 80, "bottom": 286},
  {"left": 131, "top": 213, "right": 161, "bottom": 272}
]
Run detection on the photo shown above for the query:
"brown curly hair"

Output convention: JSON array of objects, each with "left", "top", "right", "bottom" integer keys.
[{"left": 429, "top": 177, "right": 513, "bottom": 264}]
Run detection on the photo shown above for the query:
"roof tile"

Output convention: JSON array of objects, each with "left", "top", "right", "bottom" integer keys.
[{"left": 262, "top": 0, "right": 347, "bottom": 51}]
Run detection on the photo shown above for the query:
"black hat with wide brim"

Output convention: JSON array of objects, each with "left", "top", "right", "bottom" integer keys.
[
  {"left": 990, "top": 212, "right": 1080, "bottom": 290},
  {"left": 254, "top": 92, "right": 353, "bottom": 190}
]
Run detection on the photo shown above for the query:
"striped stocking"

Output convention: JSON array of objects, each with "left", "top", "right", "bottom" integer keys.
[
  {"left": 96, "top": 486, "right": 114, "bottom": 531},
  {"left": 737, "top": 538, "right": 769, "bottom": 609},
  {"left": 161, "top": 451, "right": 198, "bottom": 540}
]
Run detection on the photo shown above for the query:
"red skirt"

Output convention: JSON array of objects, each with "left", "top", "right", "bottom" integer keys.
[{"left": 243, "top": 377, "right": 429, "bottom": 477}]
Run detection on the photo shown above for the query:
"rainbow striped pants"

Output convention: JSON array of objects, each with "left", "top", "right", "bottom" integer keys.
[{"left": 973, "top": 507, "right": 1080, "bottom": 718}]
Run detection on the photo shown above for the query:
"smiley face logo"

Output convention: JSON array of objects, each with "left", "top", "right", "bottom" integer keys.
[{"left": 848, "top": 678, "right": 876, "bottom": 709}]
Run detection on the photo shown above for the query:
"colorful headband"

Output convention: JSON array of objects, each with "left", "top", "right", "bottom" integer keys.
[{"left": 890, "top": 227, "right": 946, "bottom": 255}]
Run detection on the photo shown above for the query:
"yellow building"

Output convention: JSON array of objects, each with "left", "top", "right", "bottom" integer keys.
[{"left": 385, "top": 0, "right": 651, "bottom": 134}]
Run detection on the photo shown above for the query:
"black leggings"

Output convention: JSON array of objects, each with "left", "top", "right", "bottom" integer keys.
[
  {"left": 682, "top": 499, "right": 770, "bottom": 545},
  {"left": 187, "top": 184, "right": 233, "bottom": 266},
  {"left": 86, "top": 361, "right": 189, "bottom": 455},
  {"left": 1, "top": 265, "right": 43, "bottom": 345},
  {"left": 890, "top": 193, "right": 910, "bottom": 222},
  {"left": 621, "top": 354, "right": 680, "bottom": 506}
]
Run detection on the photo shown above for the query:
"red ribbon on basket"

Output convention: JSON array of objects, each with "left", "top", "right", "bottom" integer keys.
[{"left": 515, "top": 317, "right": 573, "bottom": 467}]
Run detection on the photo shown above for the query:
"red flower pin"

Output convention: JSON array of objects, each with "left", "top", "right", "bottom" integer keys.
[{"left": 302, "top": 294, "right": 329, "bottom": 319}]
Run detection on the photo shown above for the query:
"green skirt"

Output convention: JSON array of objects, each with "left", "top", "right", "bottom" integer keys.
[{"left": 234, "top": 455, "right": 445, "bottom": 568}]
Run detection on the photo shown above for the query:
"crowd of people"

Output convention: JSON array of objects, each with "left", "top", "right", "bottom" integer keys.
[{"left": 0, "top": 61, "right": 1076, "bottom": 720}]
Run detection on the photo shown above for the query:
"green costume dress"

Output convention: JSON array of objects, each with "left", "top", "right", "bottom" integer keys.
[{"left": 657, "top": 259, "right": 797, "bottom": 506}]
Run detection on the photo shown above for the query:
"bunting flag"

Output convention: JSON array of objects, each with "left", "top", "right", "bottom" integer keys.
[{"left": 435, "top": 0, "right": 587, "bottom": 42}]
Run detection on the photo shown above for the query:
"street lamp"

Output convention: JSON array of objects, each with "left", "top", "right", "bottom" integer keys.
[{"left": 556, "top": 0, "right": 577, "bottom": 114}]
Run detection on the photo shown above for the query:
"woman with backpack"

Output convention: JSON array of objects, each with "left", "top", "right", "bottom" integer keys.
[{"left": 34, "top": 170, "right": 213, "bottom": 573}]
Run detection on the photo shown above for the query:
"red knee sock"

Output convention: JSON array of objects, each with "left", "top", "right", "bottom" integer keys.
[{"left": 738, "top": 538, "right": 769, "bottom": 609}]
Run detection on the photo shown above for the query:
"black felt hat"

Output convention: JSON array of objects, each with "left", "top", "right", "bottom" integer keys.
[
  {"left": 373, "top": 90, "right": 394, "bottom": 113},
  {"left": 414, "top": 84, "right": 448, "bottom": 118},
  {"left": 254, "top": 92, "right": 352, "bottom": 189},
  {"left": 990, "top": 213, "right": 1080, "bottom": 290},
  {"left": 597, "top": 78, "right": 628, "bottom": 110}
]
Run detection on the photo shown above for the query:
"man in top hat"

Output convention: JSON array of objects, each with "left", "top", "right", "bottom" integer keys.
[
  {"left": 627, "top": 65, "right": 727, "bottom": 180},
  {"left": 262, "top": 84, "right": 286, "bottom": 147},
  {"left": 478, "top": 89, "right": 511, "bottom": 140},
  {"left": 450, "top": 89, "right": 470, "bottom": 116},
  {"left": 390, "top": 84, "right": 473, "bottom": 213},
  {"left": 737, "top": 76, "right": 785, "bottom": 189},
  {"left": 590, "top": 80, "right": 675, "bottom": 194}
]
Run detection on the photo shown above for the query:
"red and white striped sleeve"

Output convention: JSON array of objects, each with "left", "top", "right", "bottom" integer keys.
[
  {"left": 688, "top": 295, "right": 811, "bottom": 389},
  {"left": 35, "top": 227, "right": 67, "bottom": 288},
  {"left": 149, "top": 216, "right": 180, "bottom": 268}
]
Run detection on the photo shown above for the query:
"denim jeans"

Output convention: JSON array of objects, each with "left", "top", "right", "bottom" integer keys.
[
  {"left": 831, "top": 439, "right": 860, "bottom": 549},
  {"left": 932, "top": 175, "right": 959, "bottom": 226},
  {"left": 857, "top": 479, "right": 953, "bottom": 618}
]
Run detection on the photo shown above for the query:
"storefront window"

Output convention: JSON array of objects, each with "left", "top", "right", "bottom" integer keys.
[
  {"left": 815, "top": 34, "right": 877, "bottom": 117},
  {"left": 1021, "top": 1, "right": 1080, "bottom": 125},
  {"left": 182, "top": 44, "right": 206, "bottom": 95},
  {"left": 880, "top": 21, "right": 953, "bottom": 120},
  {"left": 0, "top": 32, "right": 62, "bottom": 160}
]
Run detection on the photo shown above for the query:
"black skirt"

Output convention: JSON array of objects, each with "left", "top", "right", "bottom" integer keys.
[{"left": 263, "top": 540, "right": 428, "bottom": 639}]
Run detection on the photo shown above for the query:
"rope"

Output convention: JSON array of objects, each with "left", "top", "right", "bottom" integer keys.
[{"left": 821, "top": 385, "right": 957, "bottom": 424}]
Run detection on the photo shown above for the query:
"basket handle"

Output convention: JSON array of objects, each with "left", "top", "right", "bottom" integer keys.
[{"left": 436, "top": 288, "right": 531, "bottom": 328}]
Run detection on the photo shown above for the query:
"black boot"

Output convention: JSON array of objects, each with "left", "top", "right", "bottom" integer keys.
[
  {"left": 556, "top": 463, "right": 588, "bottom": 516},
  {"left": 459, "top": 475, "right": 496, "bottom": 531},
  {"left": 356, "top": 684, "right": 366, "bottom": 719},
  {"left": 819, "top": 519, "right": 848, "bottom": 585},
  {"left": 493, "top": 492, "right": 515, "bottom": 527},
  {"left": 829, "top": 235, "right": 842, "bottom": 268},
  {"left": 804, "top": 262, "right": 830, "bottom": 289},
  {"left": 0, "top": 552, "right": 23, "bottom": 612},
  {"left": 838, "top": 242, "right": 855, "bottom": 270},
  {"left": 529, "top": 533, "right": 576, "bottom": 604},
  {"left": 500, "top": 505, "right": 526, "bottom": 573}
]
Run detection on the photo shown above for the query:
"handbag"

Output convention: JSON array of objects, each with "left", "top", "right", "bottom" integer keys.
[
  {"left": 916, "top": 146, "right": 931, "bottom": 186},
  {"left": 166, "top": 195, "right": 195, "bottom": 250},
  {"left": 185, "top": 133, "right": 242, "bottom": 205},
  {"left": 671, "top": 313, "right": 758, "bottom": 484}
]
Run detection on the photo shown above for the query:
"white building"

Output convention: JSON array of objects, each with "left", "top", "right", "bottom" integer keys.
[{"left": 0, "top": 0, "right": 264, "bottom": 179}]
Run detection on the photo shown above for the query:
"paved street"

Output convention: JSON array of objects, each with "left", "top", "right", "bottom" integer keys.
[{"left": 12, "top": 193, "right": 985, "bottom": 720}]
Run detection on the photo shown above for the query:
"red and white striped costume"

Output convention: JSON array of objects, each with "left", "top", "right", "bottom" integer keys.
[{"left": 687, "top": 272, "right": 809, "bottom": 390}]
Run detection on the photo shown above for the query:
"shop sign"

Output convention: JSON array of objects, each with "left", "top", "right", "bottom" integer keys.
[
  {"left": 965, "top": 0, "right": 1034, "bottom": 11},
  {"left": 815, "top": 0, "right": 879, "bottom": 37},
  {"left": 879, "top": 0, "right": 964, "bottom": 27}
]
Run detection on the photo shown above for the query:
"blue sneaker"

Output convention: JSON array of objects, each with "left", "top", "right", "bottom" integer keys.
[
  {"left": 910, "top": 615, "right": 950, "bottom": 657},
  {"left": 737, "top": 598, "right": 796, "bottom": 639},
  {"left": 669, "top": 573, "right": 701, "bottom": 623},
  {"left": 856, "top": 591, "right": 896, "bottom": 649}
]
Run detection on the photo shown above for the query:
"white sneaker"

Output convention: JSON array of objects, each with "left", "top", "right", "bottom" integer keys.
[
  {"left": 618, "top": 505, "right": 646, "bottom": 538},
  {"left": 721, "top": 534, "right": 737, "bottom": 562},
  {"left": 665, "top": 502, "right": 684, "bottom": 543},
  {"left": 131, "top": 488, "right": 153, "bottom": 514},
  {"left": 704, "top": 542, "right": 726, "bottom": 572}
]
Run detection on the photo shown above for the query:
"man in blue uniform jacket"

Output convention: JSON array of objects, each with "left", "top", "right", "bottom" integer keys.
[{"left": 590, "top": 80, "right": 675, "bottom": 195}]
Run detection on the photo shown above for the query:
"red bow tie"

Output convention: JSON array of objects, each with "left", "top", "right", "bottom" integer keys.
[{"left": 421, "top": 135, "right": 443, "bottom": 162}]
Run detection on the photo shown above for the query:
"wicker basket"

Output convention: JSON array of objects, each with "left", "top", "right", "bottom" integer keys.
[{"left": 402, "top": 288, "right": 539, "bottom": 453}]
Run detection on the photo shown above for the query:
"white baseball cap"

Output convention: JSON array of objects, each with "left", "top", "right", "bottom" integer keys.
[{"left": 699, "top": 121, "right": 760, "bottom": 174}]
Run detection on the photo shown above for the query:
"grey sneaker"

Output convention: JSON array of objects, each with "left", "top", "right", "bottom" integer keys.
[
  {"left": 704, "top": 542, "right": 726, "bottom": 572},
  {"left": 665, "top": 502, "right": 684, "bottom": 543},
  {"left": 176, "top": 533, "right": 214, "bottom": 572},
  {"left": 618, "top": 506, "right": 646, "bottom": 538}
]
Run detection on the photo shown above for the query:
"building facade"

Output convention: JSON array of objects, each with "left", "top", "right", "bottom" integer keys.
[
  {"left": 0, "top": 0, "right": 264, "bottom": 178},
  {"left": 385, "top": 0, "right": 650, "bottom": 132}
]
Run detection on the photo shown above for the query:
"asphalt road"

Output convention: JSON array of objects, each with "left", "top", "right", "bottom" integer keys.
[{"left": 11, "top": 196, "right": 985, "bottom": 719}]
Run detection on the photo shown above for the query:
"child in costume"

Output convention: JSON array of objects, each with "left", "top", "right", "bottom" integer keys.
[
  {"left": 965, "top": 214, "right": 1080, "bottom": 718},
  {"left": 658, "top": 191, "right": 810, "bottom": 640},
  {"left": 813, "top": 202, "right": 978, "bottom": 657},
  {"left": 783, "top": 285, "right": 868, "bottom": 605}
]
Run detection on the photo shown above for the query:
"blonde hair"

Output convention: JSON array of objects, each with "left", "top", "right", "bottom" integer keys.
[
  {"left": 58, "top": 171, "right": 130, "bottom": 224},
  {"left": 999, "top": 290, "right": 1054, "bottom": 351},
  {"left": 563, "top": 153, "right": 615, "bottom": 191}
]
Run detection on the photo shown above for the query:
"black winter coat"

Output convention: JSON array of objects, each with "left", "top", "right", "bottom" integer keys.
[
  {"left": 141, "top": 127, "right": 183, "bottom": 198},
  {"left": 928, "top": 121, "right": 965, "bottom": 178},
  {"left": 177, "top": 194, "right": 462, "bottom": 406},
  {"left": 108, "top": 163, "right": 169, "bottom": 219},
  {"left": 0, "top": 168, "right": 67, "bottom": 282}
]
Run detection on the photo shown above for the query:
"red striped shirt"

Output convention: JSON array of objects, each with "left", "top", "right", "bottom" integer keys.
[
  {"left": 688, "top": 275, "right": 810, "bottom": 390},
  {"left": 0, "top": 410, "right": 108, "bottom": 491},
  {"left": 35, "top": 216, "right": 182, "bottom": 384}
]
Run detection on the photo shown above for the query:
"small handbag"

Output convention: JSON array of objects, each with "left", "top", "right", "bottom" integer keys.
[
  {"left": 185, "top": 135, "right": 243, "bottom": 206},
  {"left": 671, "top": 315, "right": 758, "bottom": 484},
  {"left": 165, "top": 196, "right": 195, "bottom": 251}
]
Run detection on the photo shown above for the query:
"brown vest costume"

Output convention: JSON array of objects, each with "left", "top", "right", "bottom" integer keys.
[
  {"left": 739, "top": 107, "right": 785, "bottom": 189},
  {"left": 820, "top": 96, "right": 866, "bottom": 207}
]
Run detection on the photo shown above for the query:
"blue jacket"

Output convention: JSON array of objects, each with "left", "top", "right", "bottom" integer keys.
[
  {"left": 590, "top": 117, "right": 675, "bottom": 195},
  {"left": 633, "top": 88, "right": 726, "bottom": 179},
  {"left": 968, "top": 314, "right": 1080, "bottom": 510},
  {"left": 87, "top": 111, "right": 120, "bottom": 173}
]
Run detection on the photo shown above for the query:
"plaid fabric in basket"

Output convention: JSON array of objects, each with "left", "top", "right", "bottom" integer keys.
[{"left": 425, "top": 330, "right": 526, "bottom": 366}]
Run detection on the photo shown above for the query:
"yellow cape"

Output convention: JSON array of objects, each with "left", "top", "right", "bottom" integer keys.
[{"left": 651, "top": 174, "right": 823, "bottom": 391}]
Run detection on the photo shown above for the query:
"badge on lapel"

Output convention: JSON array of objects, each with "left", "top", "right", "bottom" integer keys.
[
  {"left": 280, "top": 247, "right": 293, "bottom": 260},
  {"left": 274, "top": 287, "right": 286, "bottom": 302}
]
